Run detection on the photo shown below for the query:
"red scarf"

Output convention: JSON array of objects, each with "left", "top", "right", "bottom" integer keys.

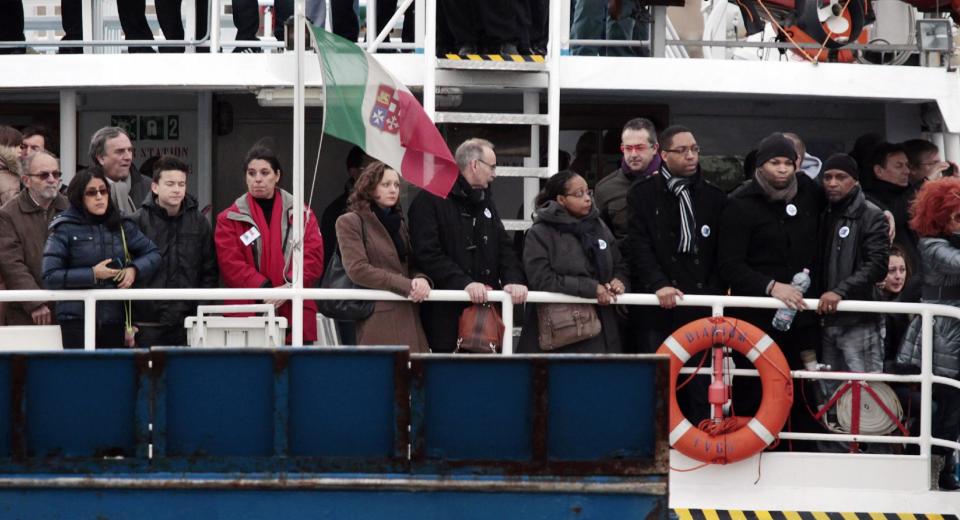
[{"left": 246, "top": 191, "right": 287, "bottom": 287}]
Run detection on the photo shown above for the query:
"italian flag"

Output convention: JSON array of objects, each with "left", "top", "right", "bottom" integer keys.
[{"left": 310, "top": 25, "right": 459, "bottom": 198}]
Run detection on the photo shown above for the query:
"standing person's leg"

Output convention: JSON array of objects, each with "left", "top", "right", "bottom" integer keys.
[
  {"left": 96, "top": 323, "right": 126, "bottom": 349},
  {"left": 570, "top": 0, "right": 604, "bottom": 56},
  {"left": 478, "top": 0, "right": 518, "bottom": 54},
  {"left": 528, "top": 0, "right": 548, "bottom": 54},
  {"left": 0, "top": 0, "right": 25, "bottom": 54},
  {"left": 116, "top": 0, "right": 157, "bottom": 52},
  {"left": 330, "top": 0, "right": 359, "bottom": 41},
  {"left": 195, "top": 0, "right": 209, "bottom": 48},
  {"left": 231, "top": 0, "right": 261, "bottom": 50},
  {"left": 605, "top": 0, "right": 638, "bottom": 57},
  {"left": 59, "top": 0, "right": 83, "bottom": 53},
  {"left": 155, "top": 0, "right": 186, "bottom": 53},
  {"left": 59, "top": 320, "right": 85, "bottom": 349},
  {"left": 441, "top": 0, "right": 477, "bottom": 54},
  {"left": 272, "top": 0, "right": 292, "bottom": 40}
]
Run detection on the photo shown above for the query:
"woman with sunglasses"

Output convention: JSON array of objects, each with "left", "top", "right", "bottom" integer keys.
[{"left": 42, "top": 165, "right": 160, "bottom": 349}]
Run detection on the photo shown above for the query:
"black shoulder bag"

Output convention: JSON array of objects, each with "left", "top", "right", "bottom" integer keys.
[{"left": 317, "top": 216, "right": 375, "bottom": 321}]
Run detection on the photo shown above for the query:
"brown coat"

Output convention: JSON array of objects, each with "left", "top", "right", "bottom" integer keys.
[
  {"left": 335, "top": 207, "right": 430, "bottom": 353},
  {"left": 0, "top": 192, "right": 69, "bottom": 325}
]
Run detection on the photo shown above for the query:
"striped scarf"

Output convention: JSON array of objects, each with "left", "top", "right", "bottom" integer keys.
[{"left": 661, "top": 165, "right": 697, "bottom": 253}]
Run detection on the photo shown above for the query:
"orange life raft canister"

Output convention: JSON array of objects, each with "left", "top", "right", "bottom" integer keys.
[{"left": 656, "top": 317, "right": 793, "bottom": 464}]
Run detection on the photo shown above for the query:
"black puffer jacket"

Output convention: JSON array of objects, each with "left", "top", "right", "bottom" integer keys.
[
  {"left": 408, "top": 175, "right": 525, "bottom": 351},
  {"left": 819, "top": 185, "right": 890, "bottom": 326},
  {"left": 131, "top": 193, "right": 219, "bottom": 326}
]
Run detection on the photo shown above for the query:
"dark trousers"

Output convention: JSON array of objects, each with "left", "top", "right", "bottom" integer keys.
[
  {"left": 0, "top": 0, "right": 25, "bottom": 54},
  {"left": 933, "top": 384, "right": 960, "bottom": 460},
  {"left": 330, "top": 0, "right": 359, "bottom": 41},
  {"left": 136, "top": 324, "right": 188, "bottom": 348},
  {"left": 440, "top": 0, "right": 517, "bottom": 48},
  {"left": 232, "top": 0, "right": 291, "bottom": 41},
  {"left": 59, "top": 0, "right": 155, "bottom": 52},
  {"left": 156, "top": 0, "right": 209, "bottom": 52},
  {"left": 60, "top": 320, "right": 126, "bottom": 349}
]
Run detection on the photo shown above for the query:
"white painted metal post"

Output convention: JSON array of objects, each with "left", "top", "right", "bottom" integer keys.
[
  {"left": 59, "top": 90, "right": 78, "bottom": 187},
  {"left": 211, "top": 0, "right": 221, "bottom": 52},
  {"left": 186, "top": 0, "right": 197, "bottom": 52},
  {"left": 292, "top": 0, "right": 306, "bottom": 346},
  {"left": 559, "top": 0, "right": 571, "bottom": 53},
  {"left": 423, "top": 0, "right": 437, "bottom": 120},
  {"left": 547, "top": 0, "right": 560, "bottom": 178},
  {"left": 652, "top": 7, "right": 666, "bottom": 58},
  {"left": 414, "top": 0, "right": 424, "bottom": 51},
  {"left": 82, "top": 0, "right": 93, "bottom": 54},
  {"left": 501, "top": 297, "right": 514, "bottom": 355},
  {"left": 930, "top": 132, "right": 946, "bottom": 159},
  {"left": 523, "top": 92, "right": 540, "bottom": 222},
  {"left": 943, "top": 132, "right": 960, "bottom": 164},
  {"left": 84, "top": 296, "right": 96, "bottom": 350},
  {"left": 919, "top": 311, "right": 934, "bottom": 477},
  {"left": 368, "top": 0, "right": 377, "bottom": 46},
  {"left": 197, "top": 92, "right": 214, "bottom": 217},
  {"left": 368, "top": 0, "right": 413, "bottom": 53}
]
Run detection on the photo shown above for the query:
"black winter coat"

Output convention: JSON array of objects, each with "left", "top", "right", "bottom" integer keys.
[
  {"left": 408, "top": 175, "right": 525, "bottom": 352},
  {"left": 627, "top": 169, "right": 727, "bottom": 348},
  {"left": 131, "top": 193, "right": 219, "bottom": 327},
  {"left": 517, "top": 202, "right": 627, "bottom": 354},
  {"left": 42, "top": 206, "right": 161, "bottom": 324},
  {"left": 819, "top": 186, "right": 890, "bottom": 326},
  {"left": 719, "top": 175, "right": 825, "bottom": 333}
]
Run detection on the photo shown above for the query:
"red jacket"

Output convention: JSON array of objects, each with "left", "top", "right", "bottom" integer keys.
[{"left": 215, "top": 189, "right": 324, "bottom": 343}]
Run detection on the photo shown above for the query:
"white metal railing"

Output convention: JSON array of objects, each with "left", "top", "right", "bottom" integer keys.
[{"left": 0, "top": 288, "right": 957, "bottom": 468}]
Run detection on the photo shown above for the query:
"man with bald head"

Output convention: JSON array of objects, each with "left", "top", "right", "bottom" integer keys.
[{"left": 0, "top": 150, "right": 69, "bottom": 325}]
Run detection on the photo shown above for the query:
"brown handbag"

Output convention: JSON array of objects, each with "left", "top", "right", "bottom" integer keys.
[
  {"left": 536, "top": 303, "right": 601, "bottom": 351},
  {"left": 456, "top": 303, "right": 505, "bottom": 354}
]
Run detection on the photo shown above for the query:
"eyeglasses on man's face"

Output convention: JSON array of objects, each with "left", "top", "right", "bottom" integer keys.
[
  {"left": 476, "top": 158, "right": 497, "bottom": 172},
  {"left": 26, "top": 170, "right": 61, "bottom": 181},
  {"left": 662, "top": 146, "right": 701, "bottom": 156}
]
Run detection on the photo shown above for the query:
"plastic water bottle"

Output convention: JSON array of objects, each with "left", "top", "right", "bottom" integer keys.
[{"left": 771, "top": 268, "right": 811, "bottom": 332}]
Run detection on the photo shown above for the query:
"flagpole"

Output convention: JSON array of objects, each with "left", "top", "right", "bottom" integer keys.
[{"left": 291, "top": 0, "right": 306, "bottom": 346}]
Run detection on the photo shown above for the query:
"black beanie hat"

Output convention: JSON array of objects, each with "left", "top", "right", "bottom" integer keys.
[
  {"left": 822, "top": 153, "right": 859, "bottom": 180},
  {"left": 755, "top": 133, "right": 798, "bottom": 167}
]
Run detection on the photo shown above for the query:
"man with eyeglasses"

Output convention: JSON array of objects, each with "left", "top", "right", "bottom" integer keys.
[
  {"left": 0, "top": 150, "right": 68, "bottom": 326},
  {"left": 594, "top": 118, "right": 661, "bottom": 245},
  {"left": 627, "top": 125, "right": 726, "bottom": 358},
  {"left": 409, "top": 137, "right": 527, "bottom": 352}
]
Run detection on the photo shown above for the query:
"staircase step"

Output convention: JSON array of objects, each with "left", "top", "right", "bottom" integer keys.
[
  {"left": 503, "top": 219, "right": 533, "bottom": 231},
  {"left": 496, "top": 167, "right": 551, "bottom": 178},
  {"left": 438, "top": 56, "right": 547, "bottom": 72},
  {"left": 434, "top": 112, "right": 550, "bottom": 125}
]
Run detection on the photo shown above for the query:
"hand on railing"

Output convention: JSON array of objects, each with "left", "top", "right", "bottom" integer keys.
[
  {"left": 465, "top": 282, "right": 488, "bottom": 303},
  {"left": 409, "top": 278, "right": 430, "bottom": 303},
  {"left": 503, "top": 284, "right": 528, "bottom": 304}
]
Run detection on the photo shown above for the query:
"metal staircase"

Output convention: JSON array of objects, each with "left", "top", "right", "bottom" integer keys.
[{"left": 421, "top": 0, "right": 562, "bottom": 232}]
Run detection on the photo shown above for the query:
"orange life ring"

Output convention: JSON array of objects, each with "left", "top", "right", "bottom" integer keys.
[{"left": 656, "top": 317, "right": 793, "bottom": 464}]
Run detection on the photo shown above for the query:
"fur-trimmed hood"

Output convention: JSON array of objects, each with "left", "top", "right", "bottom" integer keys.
[{"left": 0, "top": 146, "right": 22, "bottom": 177}]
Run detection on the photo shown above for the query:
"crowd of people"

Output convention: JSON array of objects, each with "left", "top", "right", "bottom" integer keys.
[
  {"left": 0, "top": 0, "right": 647, "bottom": 56},
  {"left": 0, "top": 119, "right": 958, "bottom": 484}
]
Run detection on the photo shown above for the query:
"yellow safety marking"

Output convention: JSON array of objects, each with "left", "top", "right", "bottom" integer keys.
[
  {"left": 672, "top": 512, "right": 957, "bottom": 520},
  {"left": 897, "top": 514, "right": 918, "bottom": 520},
  {"left": 673, "top": 509, "right": 694, "bottom": 520},
  {"left": 841, "top": 513, "right": 860, "bottom": 520},
  {"left": 531, "top": 55, "right": 545, "bottom": 62},
  {"left": 730, "top": 510, "right": 749, "bottom": 520},
  {"left": 928, "top": 515, "right": 944, "bottom": 520},
  {"left": 784, "top": 511, "right": 803, "bottom": 520},
  {"left": 755, "top": 511, "right": 776, "bottom": 520},
  {"left": 488, "top": 54, "right": 504, "bottom": 61},
  {"left": 812, "top": 512, "right": 832, "bottom": 520},
  {"left": 703, "top": 509, "right": 721, "bottom": 520},
  {"left": 510, "top": 54, "right": 524, "bottom": 62},
  {"left": 869, "top": 513, "right": 888, "bottom": 520},
  {"left": 444, "top": 54, "right": 462, "bottom": 60},
  {"left": 466, "top": 54, "right": 482, "bottom": 60}
]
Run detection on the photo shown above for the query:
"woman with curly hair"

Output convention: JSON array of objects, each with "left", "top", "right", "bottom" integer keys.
[
  {"left": 335, "top": 161, "right": 431, "bottom": 353},
  {"left": 898, "top": 176, "right": 960, "bottom": 490}
]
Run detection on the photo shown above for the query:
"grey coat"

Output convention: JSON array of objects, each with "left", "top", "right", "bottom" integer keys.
[
  {"left": 517, "top": 202, "right": 629, "bottom": 354},
  {"left": 898, "top": 237, "right": 960, "bottom": 377}
]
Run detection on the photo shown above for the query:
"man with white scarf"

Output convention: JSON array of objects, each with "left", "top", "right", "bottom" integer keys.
[{"left": 88, "top": 127, "right": 151, "bottom": 215}]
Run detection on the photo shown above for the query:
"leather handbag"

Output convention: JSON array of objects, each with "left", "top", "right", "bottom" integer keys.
[
  {"left": 455, "top": 303, "right": 505, "bottom": 354},
  {"left": 536, "top": 302, "right": 601, "bottom": 351},
  {"left": 316, "top": 218, "right": 375, "bottom": 321}
]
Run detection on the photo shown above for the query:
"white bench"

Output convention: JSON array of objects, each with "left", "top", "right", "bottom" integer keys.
[
  {"left": 0, "top": 325, "right": 63, "bottom": 351},
  {"left": 185, "top": 304, "right": 287, "bottom": 348}
]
